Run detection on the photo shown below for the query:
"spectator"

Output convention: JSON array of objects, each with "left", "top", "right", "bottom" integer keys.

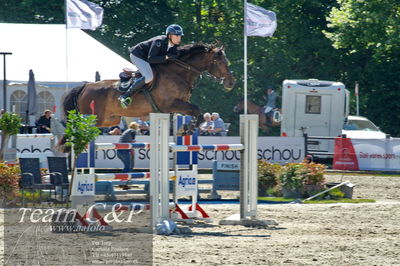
[
  {"left": 136, "top": 118, "right": 150, "bottom": 135},
  {"left": 200, "top": 112, "right": 214, "bottom": 136},
  {"left": 36, "top": 110, "right": 52, "bottom": 133},
  {"left": 109, "top": 127, "right": 122, "bottom": 135},
  {"left": 117, "top": 122, "right": 139, "bottom": 172},
  {"left": 263, "top": 85, "right": 277, "bottom": 126},
  {"left": 210, "top": 112, "right": 226, "bottom": 136}
]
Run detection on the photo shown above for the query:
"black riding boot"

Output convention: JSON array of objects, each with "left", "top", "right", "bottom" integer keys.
[{"left": 118, "top": 76, "right": 146, "bottom": 109}]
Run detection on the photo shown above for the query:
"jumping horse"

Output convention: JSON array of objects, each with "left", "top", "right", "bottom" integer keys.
[
  {"left": 233, "top": 99, "right": 281, "bottom": 132},
  {"left": 62, "top": 43, "right": 235, "bottom": 129}
]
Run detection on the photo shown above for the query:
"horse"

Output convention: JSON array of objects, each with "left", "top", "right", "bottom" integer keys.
[
  {"left": 233, "top": 99, "right": 281, "bottom": 132},
  {"left": 62, "top": 43, "right": 235, "bottom": 129}
]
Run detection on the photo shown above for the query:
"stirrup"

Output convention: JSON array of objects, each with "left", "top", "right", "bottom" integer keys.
[{"left": 119, "top": 96, "right": 132, "bottom": 109}]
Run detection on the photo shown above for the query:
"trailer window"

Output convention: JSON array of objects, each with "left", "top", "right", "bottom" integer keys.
[{"left": 305, "top": 95, "right": 321, "bottom": 114}]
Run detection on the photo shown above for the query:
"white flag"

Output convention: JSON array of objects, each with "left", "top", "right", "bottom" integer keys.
[
  {"left": 66, "top": 0, "right": 104, "bottom": 30},
  {"left": 246, "top": 2, "right": 277, "bottom": 37}
]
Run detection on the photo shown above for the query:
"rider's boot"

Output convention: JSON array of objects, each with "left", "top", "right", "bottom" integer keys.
[{"left": 118, "top": 77, "right": 146, "bottom": 109}]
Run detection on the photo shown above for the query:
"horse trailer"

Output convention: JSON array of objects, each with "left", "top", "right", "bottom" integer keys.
[{"left": 280, "top": 79, "right": 350, "bottom": 158}]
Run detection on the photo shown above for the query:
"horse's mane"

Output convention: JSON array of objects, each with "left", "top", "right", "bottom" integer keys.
[{"left": 178, "top": 43, "right": 215, "bottom": 58}]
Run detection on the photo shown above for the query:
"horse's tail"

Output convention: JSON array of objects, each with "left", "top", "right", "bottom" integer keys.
[
  {"left": 62, "top": 84, "right": 86, "bottom": 118},
  {"left": 57, "top": 84, "right": 86, "bottom": 153}
]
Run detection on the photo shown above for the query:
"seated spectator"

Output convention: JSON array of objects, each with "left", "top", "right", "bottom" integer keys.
[
  {"left": 36, "top": 110, "right": 52, "bottom": 133},
  {"left": 136, "top": 119, "right": 150, "bottom": 135},
  {"left": 200, "top": 113, "right": 214, "bottom": 136},
  {"left": 210, "top": 112, "right": 226, "bottom": 136},
  {"left": 109, "top": 127, "right": 122, "bottom": 135}
]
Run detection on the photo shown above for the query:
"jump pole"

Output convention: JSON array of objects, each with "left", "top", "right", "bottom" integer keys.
[
  {"left": 220, "top": 114, "right": 277, "bottom": 226},
  {"left": 149, "top": 113, "right": 170, "bottom": 229}
]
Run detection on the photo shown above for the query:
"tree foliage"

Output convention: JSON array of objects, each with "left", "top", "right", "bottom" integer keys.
[
  {"left": 325, "top": 0, "right": 400, "bottom": 135},
  {"left": 65, "top": 110, "right": 100, "bottom": 159}
]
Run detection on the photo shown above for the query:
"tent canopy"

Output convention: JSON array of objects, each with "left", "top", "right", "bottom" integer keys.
[{"left": 0, "top": 23, "right": 136, "bottom": 83}]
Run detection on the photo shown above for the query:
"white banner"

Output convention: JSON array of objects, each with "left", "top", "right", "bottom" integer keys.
[{"left": 352, "top": 138, "right": 400, "bottom": 171}]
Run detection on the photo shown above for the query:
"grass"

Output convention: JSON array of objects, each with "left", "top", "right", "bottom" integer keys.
[
  {"left": 258, "top": 196, "right": 375, "bottom": 204},
  {"left": 259, "top": 197, "right": 295, "bottom": 202},
  {"left": 325, "top": 171, "right": 400, "bottom": 177}
]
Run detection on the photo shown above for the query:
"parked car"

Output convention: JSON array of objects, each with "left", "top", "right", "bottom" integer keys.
[{"left": 342, "top": 115, "right": 387, "bottom": 139}]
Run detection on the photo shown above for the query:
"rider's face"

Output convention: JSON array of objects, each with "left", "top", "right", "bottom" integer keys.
[{"left": 170, "top": 34, "right": 182, "bottom": 45}]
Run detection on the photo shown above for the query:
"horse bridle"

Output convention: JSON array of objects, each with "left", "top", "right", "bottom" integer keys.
[{"left": 171, "top": 57, "right": 231, "bottom": 84}]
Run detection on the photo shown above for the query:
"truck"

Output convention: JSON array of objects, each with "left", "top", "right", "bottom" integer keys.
[{"left": 280, "top": 79, "right": 350, "bottom": 158}]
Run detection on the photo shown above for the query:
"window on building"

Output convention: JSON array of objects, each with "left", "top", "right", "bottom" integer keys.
[
  {"left": 10, "top": 90, "right": 27, "bottom": 118},
  {"left": 305, "top": 95, "right": 321, "bottom": 114},
  {"left": 37, "top": 91, "right": 55, "bottom": 117}
]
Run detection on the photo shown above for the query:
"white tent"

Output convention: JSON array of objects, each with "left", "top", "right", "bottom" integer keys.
[
  {"left": 0, "top": 23, "right": 136, "bottom": 116},
  {"left": 0, "top": 23, "right": 135, "bottom": 83}
]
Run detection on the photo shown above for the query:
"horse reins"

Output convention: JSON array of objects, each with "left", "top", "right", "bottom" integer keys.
[{"left": 171, "top": 59, "right": 228, "bottom": 84}]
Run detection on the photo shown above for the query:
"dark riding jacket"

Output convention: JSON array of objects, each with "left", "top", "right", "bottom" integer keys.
[{"left": 129, "top": 35, "right": 178, "bottom": 64}]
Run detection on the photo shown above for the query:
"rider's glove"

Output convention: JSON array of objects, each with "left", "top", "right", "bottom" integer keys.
[{"left": 167, "top": 53, "right": 178, "bottom": 60}]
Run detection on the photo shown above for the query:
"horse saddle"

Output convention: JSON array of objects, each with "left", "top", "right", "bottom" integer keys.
[{"left": 118, "top": 68, "right": 142, "bottom": 92}]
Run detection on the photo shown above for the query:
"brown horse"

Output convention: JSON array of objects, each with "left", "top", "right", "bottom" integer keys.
[
  {"left": 62, "top": 43, "right": 235, "bottom": 128},
  {"left": 233, "top": 99, "right": 281, "bottom": 132}
]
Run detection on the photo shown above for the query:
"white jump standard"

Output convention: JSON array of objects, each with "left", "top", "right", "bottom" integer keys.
[{"left": 149, "top": 113, "right": 276, "bottom": 228}]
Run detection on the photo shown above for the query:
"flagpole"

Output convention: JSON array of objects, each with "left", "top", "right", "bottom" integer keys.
[
  {"left": 243, "top": 0, "right": 248, "bottom": 115},
  {"left": 65, "top": 0, "right": 69, "bottom": 96}
]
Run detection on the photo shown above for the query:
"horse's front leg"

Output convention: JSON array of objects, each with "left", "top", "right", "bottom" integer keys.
[{"left": 166, "top": 99, "right": 204, "bottom": 126}]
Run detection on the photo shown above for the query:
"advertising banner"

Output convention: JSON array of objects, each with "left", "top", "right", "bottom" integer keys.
[
  {"left": 333, "top": 138, "right": 400, "bottom": 171},
  {"left": 15, "top": 135, "right": 305, "bottom": 169}
]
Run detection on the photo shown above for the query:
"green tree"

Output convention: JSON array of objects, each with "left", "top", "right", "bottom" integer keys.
[
  {"left": 324, "top": 0, "right": 400, "bottom": 135},
  {"left": 64, "top": 110, "right": 100, "bottom": 202},
  {"left": 0, "top": 112, "right": 22, "bottom": 161}
]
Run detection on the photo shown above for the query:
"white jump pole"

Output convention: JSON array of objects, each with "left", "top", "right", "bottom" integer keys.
[
  {"left": 150, "top": 113, "right": 170, "bottom": 229},
  {"left": 240, "top": 114, "right": 258, "bottom": 219}
]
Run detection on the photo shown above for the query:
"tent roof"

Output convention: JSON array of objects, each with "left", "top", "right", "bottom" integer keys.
[{"left": 0, "top": 23, "right": 135, "bottom": 83}]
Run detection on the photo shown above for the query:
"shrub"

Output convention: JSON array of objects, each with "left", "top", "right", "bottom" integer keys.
[
  {"left": 279, "top": 163, "right": 305, "bottom": 191},
  {"left": 258, "top": 161, "right": 281, "bottom": 196},
  {"left": 327, "top": 188, "right": 345, "bottom": 199},
  {"left": 279, "top": 161, "right": 327, "bottom": 198},
  {"left": 0, "top": 163, "right": 20, "bottom": 206},
  {"left": 298, "top": 162, "right": 326, "bottom": 186}
]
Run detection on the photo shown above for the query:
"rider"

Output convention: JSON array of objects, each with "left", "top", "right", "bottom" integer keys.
[
  {"left": 119, "top": 24, "right": 184, "bottom": 108},
  {"left": 263, "top": 85, "right": 276, "bottom": 125}
]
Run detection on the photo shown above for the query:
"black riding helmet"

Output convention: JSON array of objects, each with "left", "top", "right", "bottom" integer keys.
[{"left": 166, "top": 24, "right": 184, "bottom": 36}]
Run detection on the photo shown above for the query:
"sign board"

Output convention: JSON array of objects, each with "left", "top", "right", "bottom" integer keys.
[
  {"left": 174, "top": 170, "right": 197, "bottom": 198},
  {"left": 14, "top": 135, "right": 305, "bottom": 169}
]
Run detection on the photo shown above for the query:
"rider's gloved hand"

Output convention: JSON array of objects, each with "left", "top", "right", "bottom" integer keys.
[{"left": 167, "top": 53, "right": 178, "bottom": 60}]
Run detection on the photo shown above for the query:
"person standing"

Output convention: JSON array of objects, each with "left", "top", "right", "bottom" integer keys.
[
  {"left": 36, "top": 110, "right": 52, "bottom": 133},
  {"left": 263, "top": 85, "right": 277, "bottom": 125},
  {"left": 117, "top": 122, "right": 139, "bottom": 172}
]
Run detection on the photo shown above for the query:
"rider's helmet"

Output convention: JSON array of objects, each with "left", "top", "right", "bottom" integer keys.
[
  {"left": 166, "top": 24, "right": 184, "bottom": 36},
  {"left": 265, "top": 85, "right": 274, "bottom": 93}
]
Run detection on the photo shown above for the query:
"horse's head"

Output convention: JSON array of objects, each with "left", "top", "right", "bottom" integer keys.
[
  {"left": 206, "top": 46, "right": 235, "bottom": 91},
  {"left": 233, "top": 98, "right": 244, "bottom": 113}
]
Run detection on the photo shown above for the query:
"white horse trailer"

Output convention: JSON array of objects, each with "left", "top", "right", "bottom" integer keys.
[{"left": 281, "top": 79, "right": 350, "bottom": 158}]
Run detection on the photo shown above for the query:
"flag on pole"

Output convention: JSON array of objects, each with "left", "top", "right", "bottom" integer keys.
[
  {"left": 66, "top": 0, "right": 104, "bottom": 30},
  {"left": 246, "top": 2, "right": 277, "bottom": 37}
]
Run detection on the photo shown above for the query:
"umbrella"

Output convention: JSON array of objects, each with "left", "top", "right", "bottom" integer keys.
[
  {"left": 95, "top": 71, "right": 101, "bottom": 81},
  {"left": 27, "top": 69, "right": 37, "bottom": 116},
  {"left": 25, "top": 69, "right": 37, "bottom": 132}
]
